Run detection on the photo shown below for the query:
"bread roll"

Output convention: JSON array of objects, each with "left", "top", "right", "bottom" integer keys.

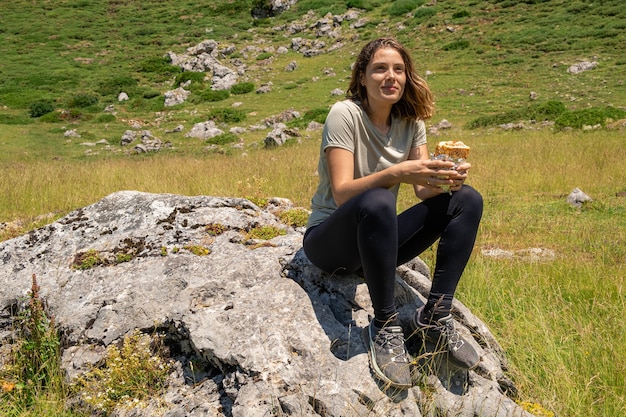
[{"left": 434, "top": 141, "right": 470, "bottom": 160}]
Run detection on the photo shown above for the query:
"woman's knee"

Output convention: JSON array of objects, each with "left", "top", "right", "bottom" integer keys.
[
  {"left": 456, "top": 185, "right": 483, "bottom": 218},
  {"left": 355, "top": 188, "right": 397, "bottom": 217}
]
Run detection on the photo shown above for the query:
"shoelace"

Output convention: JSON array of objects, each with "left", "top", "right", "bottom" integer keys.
[
  {"left": 438, "top": 319, "right": 465, "bottom": 352},
  {"left": 375, "top": 330, "right": 409, "bottom": 363}
]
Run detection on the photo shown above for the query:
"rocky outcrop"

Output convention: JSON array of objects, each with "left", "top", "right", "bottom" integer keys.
[{"left": 0, "top": 191, "right": 535, "bottom": 417}]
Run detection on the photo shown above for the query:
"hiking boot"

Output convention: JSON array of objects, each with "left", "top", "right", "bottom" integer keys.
[
  {"left": 363, "top": 321, "right": 412, "bottom": 389},
  {"left": 411, "top": 306, "right": 480, "bottom": 370}
]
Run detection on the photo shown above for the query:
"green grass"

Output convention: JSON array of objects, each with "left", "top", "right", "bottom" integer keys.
[{"left": 1, "top": 0, "right": 625, "bottom": 416}]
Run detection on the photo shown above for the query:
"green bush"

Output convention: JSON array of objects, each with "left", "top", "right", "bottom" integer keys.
[
  {"left": 388, "top": 0, "right": 425, "bottom": 17},
  {"left": 294, "top": 0, "right": 347, "bottom": 15},
  {"left": 207, "top": 108, "right": 247, "bottom": 124},
  {"left": 346, "top": 0, "right": 376, "bottom": 11},
  {"left": 414, "top": 7, "right": 437, "bottom": 21},
  {"left": 39, "top": 111, "right": 63, "bottom": 123},
  {"left": 142, "top": 90, "right": 161, "bottom": 99},
  {"left": 198, "top": 89, "right": 230, "bottom": 102},
  {"left": 98, "top": 76, "right": 138, "bottom": 96},
  {"left": 29, "top": 101, "right": 55, "bottom": 118},
  {"left": 67, "top": 93, "right": 98, "bottom": 108},
  {"left": 467, "top": 100, "right": 567, "bottom": 129},
  {"left": 138, "top": 57, "right": 181, "bottom": 76},
  {"left": 442, "top": 39, "right": 470, "bottom": 51},
  {"left": 452, "top": 10, "right": 470, "bottom": 18},
  {"left": 174, "top": 71, "right": 206, "bottom": 87},
  {"left": 528, "top": 100, "right": 567, "bottom": 120},
  {"left": 207, "top": 132, "right": 239, "bottom": 145},
  {"left": 555, "top": 106, "right": 626, "bottom": 130},
  {"left": 288, "top": 107, "right": 329, "bottom": 128},
  {"left": 256, "top": 52, "right": 273, "bottom": 60},
  {"left": 231, "top": 82, "right": 255, "bottom": 95},
  {"left": 95, "top": 114, "right": 116, "bottom": 123}
]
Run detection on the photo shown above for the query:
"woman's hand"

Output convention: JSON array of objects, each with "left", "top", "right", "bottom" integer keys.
[{"left": 406, "top": 145, "right": 472, "bottom": 199}]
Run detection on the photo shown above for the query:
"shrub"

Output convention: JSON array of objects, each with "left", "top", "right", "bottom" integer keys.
[
  {"left": 555, "top": 106, "right": 626, "bottom": 130},
  {"left": 528, "top": 100, "right": 567, "bottom": 120},
  {"left": 174, "top": 71, "right": 206, "bottom": 87},
  {"left": 207, "top": 132, "right": 239, "bottom": 146},
  {"left": 67, "top": 93, "right": 98, "bottom": 108},
  {"left": 452, "top": 10, "right": 470, "bottom": 18},
  {"left": 72, "top": 330, "right": 171, "bottom": 413},
  {"left": 287, "top": 107, "right": 329, "bottom": 128},
  {"left": 198, "top": 89, "right": 230, "bottom": 102},
  {"left": 95, "top": 114, "right": 116, "bottom": 123},
  {"left": 39, "top": 111, "right": 63, "bottom": 123},
  {"left": 207, "top": 108, "right": 246, "bottom": 124},
  {"left": 388, "top": 0, "right": 425, "bottom": 17},
  {"left": 231, "top": 82, "right": 255, "bottom": 95},
  {"left": 98, "top": 76, "right": 138, "bottom": 96},
  {"left": 29, "top": 100, "right": 55, "bottom": 118},
  {"left": 4, "top": 275, "right": 63, "bottom": 409},
  {"left": 442, "top": 39, "right": 470, "bottom": 51},
  {"left": 256, "top": 52, "right": 273, "bottom": 60},
  {"left": 414, "top": 7, "right": 437, "bottom": 21},
  {"left": 142, "top": 90, "right": 161, "bottom": 99},
  {"left": 138, "top": 57, "right": 181, "bottom": 76}
]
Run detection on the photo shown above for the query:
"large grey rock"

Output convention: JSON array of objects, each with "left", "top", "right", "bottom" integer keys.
[{"left": 0, "top": 191, "right": 535, "bottom": 417}]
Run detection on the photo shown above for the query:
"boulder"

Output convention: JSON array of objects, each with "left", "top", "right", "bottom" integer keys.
[
  {"left": 0, "top": 191, "right": 535, "bottom": 417},
  {"left": 185, "top": 121, "right": 224, "bottom": 140}
]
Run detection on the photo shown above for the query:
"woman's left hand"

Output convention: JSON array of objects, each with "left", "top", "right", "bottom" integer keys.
[
  {"left": 449, "top": 161, "right": 470, "bottom": 191},
  {"left": 426, "top": 161, "right": 470, "bottom": 192}
]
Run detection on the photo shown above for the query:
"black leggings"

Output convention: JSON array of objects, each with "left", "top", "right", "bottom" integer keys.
[{"left": 303, "top": 186, "right": 483, "bottom": 324}]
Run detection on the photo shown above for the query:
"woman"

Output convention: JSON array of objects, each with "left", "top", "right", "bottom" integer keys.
[{"left": 303, "top": 37, "right": 483, "bottom": 389}]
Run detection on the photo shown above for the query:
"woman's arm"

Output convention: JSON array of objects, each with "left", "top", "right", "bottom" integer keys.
[{"left": 326, "top": 144, "right": 465, "bottom": 206}]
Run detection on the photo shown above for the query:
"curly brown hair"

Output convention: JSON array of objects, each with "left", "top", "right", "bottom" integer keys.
[{"left": 346, "top": 37, "right": 434, "bottom": 121}]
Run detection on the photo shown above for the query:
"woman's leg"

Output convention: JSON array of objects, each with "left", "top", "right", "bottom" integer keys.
[
  {"left": 396, "top": 185, "right": 483, "bottom": 318},
  {"left": 303, "top": 188, "right": 399, "bottom": 327}
]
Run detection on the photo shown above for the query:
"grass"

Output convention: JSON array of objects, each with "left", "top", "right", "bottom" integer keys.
[{"left": 1, "top": 0, "right": 625, "bottom": 416}]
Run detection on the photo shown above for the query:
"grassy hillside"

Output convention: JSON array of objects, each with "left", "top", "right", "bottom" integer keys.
[{"left": 1, "top": 1, "right": 625, "bottom": 416}]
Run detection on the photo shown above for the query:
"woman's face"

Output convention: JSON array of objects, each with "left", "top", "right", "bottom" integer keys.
[{"left": 360, "top": 47, "right": 406, "bottom": 110}]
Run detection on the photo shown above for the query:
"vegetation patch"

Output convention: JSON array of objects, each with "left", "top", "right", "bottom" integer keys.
[
  {"left": 29, "top": 101, "right": 55, "bottom": 118},
  {"left": 387, "top": 0, "right": 425, "bottom": 16},
  {"left": 183, "top": 244, "right": 211, "bottom": 256},
  {"left": 230, "top": 82, "right": 255, "bottom": 95},
  {"left": 72, "top": 249, "right": 105, "bottom": 270},
  {"left": 278, "top": 208, "right": 310, "bottom": 228},
  {"left": 97, "top": 76, "right": 138, "bottom": 96},
  {"left": 206, "top": 223, "right": 228, "bottom": 236},
  {"left": 554, "top": 106, "right": 626, "bottom": 130},
  {"left": 67, "top": 93, "right": 99, "bottom": 109},
  {"left": 196, "top": 89, "right": 230, "bottom": 102},
  {"left": 244, "top": 225, "right": 286, "bottom": 241},
  {"left": 287, "top": 107, "right": 329, "bottom": 129},
  {"left": 207, "top": 108, "right": 247, "bottom": 124},
  {"left": 467, "top": 100, "right": 567, "bottom": 128},
  {"left": 71, "top": 330, "right": 171, "bottom": 414},
  {"left": 0, "top": 275, "right": 63, "bottom": 413}
]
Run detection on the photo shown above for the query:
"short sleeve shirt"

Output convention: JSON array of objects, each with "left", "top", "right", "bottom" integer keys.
[{"left": 306, "top": 99, "right": 427, "bottom": 229}]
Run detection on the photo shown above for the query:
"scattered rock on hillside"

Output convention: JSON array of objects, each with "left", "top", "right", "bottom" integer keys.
[
  {"left": 164, "top": 87, "right": 190, "bottom": 107},
  {"left": 567, "top": 60, "right": 598, "bottom": 74},
  {"left": 0, "top": 191, "right": 536, "bottom": 417},
  {"left": 185, "top": 121, "right": 224, "bottom": 140},
  {"left": 567, "top": 187, "right": 592, "bottom": 208}
]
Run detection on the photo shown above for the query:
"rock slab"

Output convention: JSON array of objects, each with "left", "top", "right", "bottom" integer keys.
[{"left": 0, "top": 191, "right": 535, "bottom": 417}]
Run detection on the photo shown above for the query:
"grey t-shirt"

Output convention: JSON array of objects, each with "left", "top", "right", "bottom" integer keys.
[{"left": 306, "top": 99, "right": 427, "bottom": 229}]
